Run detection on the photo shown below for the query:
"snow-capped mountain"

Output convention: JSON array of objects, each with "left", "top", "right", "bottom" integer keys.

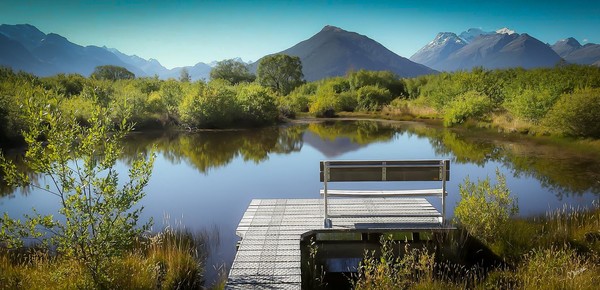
[
  {"left": 412, "top": 28, "right": 561, "bottom": 71},
  {"left": 496, "top": 27, "right": 516, "bottom": 35},
  {"left": 410, "top": 32, "right": 467, "bottom": 69},
  {"left": 458, "top": 28, "right": 494, "bottom": 43}
]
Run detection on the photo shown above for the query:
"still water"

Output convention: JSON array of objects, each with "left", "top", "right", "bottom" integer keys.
[{"left": 1, "top": 119, "right": 599, "bottom": 284}]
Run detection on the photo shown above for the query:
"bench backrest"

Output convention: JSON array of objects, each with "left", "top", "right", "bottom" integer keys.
[{"left": 320, "top": 160, "right": 450, "bottom": 182}]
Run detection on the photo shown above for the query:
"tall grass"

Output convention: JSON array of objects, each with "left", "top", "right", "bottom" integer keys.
[
  {"left": 0, "top": 227, "right": 207, "bottom": 290},
  {"left": 353, "top": 203, "right": 600, "bottom": 289}
]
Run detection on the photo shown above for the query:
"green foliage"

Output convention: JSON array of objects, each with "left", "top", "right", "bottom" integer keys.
[
  {"left": 257, "top": 54, "right": 304, "bottom": 95},
  {"left": 503, "top": 87, "right": 558, "bottom": 123},
  {"left": 454, "top": 170, "right": 518, "bottom": 244},
  {"left": 443, "top": 90, "right": 492, "bottom": 126},
  {"left": 544, "top": 88, "right": 600, "bottom": 137},
  {"left": 308, "top": 85, "right": 340, "bottom": 117},
  {"left": 210, "top": 59, "right": 255, "bottom": 84},
  {"left": 41, "top": 73, "right": 86, "bottom": 97},
  {"left": 0, "top": 94, "right": 155, "bottom": 288},
  {"left": 356, "top": 85, "right": 392, "bottom": 111},
  {"left": 90, "top": 65, "right": 135, "bottom": 81},
  {"left": 179, "top": 81, "right": 237, "bottom": 128},
  {"left": 279, "top": 82, "right": 317, "bottom": 116},
  {"left": 348, "top": 70, "right": 405, "bottom": 97},
  {"left": 148, "top": 80, "right": 184, "bottom": 124},
  {"left": 236, "top": 83, "right": 279, "bottom": 125}
]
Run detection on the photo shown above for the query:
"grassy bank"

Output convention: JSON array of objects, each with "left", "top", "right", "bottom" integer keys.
[
  {"left": 0, "top": 228, "right": 208, "bottom": 290},
  {"left": 352, "top": 173, "right": 600, "bottom": 290}
]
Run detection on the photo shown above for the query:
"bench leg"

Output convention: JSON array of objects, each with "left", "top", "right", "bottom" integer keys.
[{"left": 324, "top": 218, "right": 332, "bottom": 229}]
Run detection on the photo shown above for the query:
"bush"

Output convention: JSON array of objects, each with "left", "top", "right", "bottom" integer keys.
[
  {"left": 544, "top": 88, "right": 600, "bottom": 137},
  {"left": 309, "top": 89, "right": 338, "bottom": 117},
  {"left": 503, "top": 87, "right": 559, "bottom": 123},
  {"left": 454, "top": 170, "right": 518, "bottom": 244},
  {"left": 356, "top": 85, "right": 393, "bottom": 111},
  {"left": 348, "top": 70, "right": 405, "bottom": 97},
  {"left": 443, "top": 91, "right": 492, "bottom": 127},
  {"left": 236, "top": 83, "right": 279, "bottom": 125},
  {"left": 179, "top": 81, "right": 237, "bottom": 128}
]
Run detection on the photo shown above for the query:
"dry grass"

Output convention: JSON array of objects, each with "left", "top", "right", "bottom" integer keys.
[{"left": 0, "top": 227, "right": 206, "bottom": 290}]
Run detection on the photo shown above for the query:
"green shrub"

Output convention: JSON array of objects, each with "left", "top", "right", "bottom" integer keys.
[
  {"left": 443, "top": 91, "right": 492, "bottom": 127},
  {"left": 309, "top": 90, "right": 338, "bottom": 117},
  {"left": 544, "top": 88, "right": 600, "bottom": 137},
  {"left": 356, "top": 85, "right": 392, "bottom": 111},
  {"left": 236, "top": 83, "right": 279, "bottom": 125},
  {"left": 503, "top": 87, "right": 559, "bottom": 123},
  {"left": 454, "top": 170, "right": 518, "bottom": 244},
  {"left": 348, "top": 70, "right": 405, "bottom": 97},
  {"left": 337, "top": 90, "right": 358, "bottom": 112},
  {"left": 179, "top": 81, "right": 237, "bottom": 128}
]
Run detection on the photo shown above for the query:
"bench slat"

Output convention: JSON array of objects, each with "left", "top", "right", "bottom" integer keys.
[
  {"left": 320, "top": 160, "right": 450, "bottom": 182},
  {"left": 320, "top": 188, "right": 444, "bottom": 197}
]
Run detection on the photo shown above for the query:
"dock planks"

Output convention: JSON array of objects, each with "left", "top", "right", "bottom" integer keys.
[{"left": 225, "top": 198, "right": 444, "bottom": 289}]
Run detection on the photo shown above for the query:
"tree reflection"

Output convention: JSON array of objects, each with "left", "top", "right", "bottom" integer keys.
[
  {"left": 407, "top": 125, "right": 600, "bottom": 197},
  {"left": 121, "top": 125, "right": 306, "bottom": 173},
  {"left": 3, "top": 121, "right": 600, "bottom": 198}
]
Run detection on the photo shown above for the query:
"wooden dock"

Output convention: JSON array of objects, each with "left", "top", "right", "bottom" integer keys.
[{"left": 225, "top": 198, "right": 445, "bottom": 289}]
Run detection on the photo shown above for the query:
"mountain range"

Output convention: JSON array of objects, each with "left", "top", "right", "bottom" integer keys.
[
  {"left": 0, "top": 24, "right": 216, "bottom": 80},
  {"left": 1, "top": 24, "right": 599, "bottom": 82},
  {"left": 411, "top": 27, "right": 600, "bottom": 72}
]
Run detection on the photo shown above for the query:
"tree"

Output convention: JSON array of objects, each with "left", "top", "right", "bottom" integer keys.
[
  {"left": 209, "top": 59, "right": 255, "bottom": 84},
  {"left": 0, "top": 94, "right": 155, "bottom": 287},
  {"left": 257, "top": 54, "right": 304, "bottom": 95},
  {"left": 179, "top": 67, "right": 191, "bottom": 82},
  {"left": 91, "top": 65, "right": 135, "bottom": 81}
]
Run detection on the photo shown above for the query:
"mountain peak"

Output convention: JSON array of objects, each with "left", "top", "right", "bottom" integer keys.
[
  {"left": 321, "top": 25, "right": 345, "bottom": 33},
  {"left": 496, "top": 27, "right": 516, "bottom": 35},
  {"left": 432, "top": 32, "right": 466, "bottom": 45},
  {"left": 556, "top": 37, "right": 582, "bottom": 48},
  {"left": 459, "top": 28, "right": 494, "bottom": 43}
]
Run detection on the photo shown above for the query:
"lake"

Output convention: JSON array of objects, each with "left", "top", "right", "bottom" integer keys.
[{"left": 1, "top": 119, "right": 599, "bottom": 285}]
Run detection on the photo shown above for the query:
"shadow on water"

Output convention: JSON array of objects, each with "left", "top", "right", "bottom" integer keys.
[{"left": 300, "top": 229, "right": 504, "bottom": 290}]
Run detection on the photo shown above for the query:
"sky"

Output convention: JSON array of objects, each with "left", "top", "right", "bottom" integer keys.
[{"left": 1, "top": 0, "right": 599, "bottom": 69}]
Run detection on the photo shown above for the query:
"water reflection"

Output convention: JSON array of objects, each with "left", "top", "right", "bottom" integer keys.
[
  {"left": 2, "top": 120, "right": 600, "bottom": 198},
  {"left": 121, "top": 125, "right": 306, "bottom": 173},
  {"left": 405, "top": 124, "right": 600, "bottom": 197}
]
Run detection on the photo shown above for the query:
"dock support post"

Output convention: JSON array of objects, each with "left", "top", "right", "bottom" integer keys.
[
  {"left": 324, "top": 161, "right": 331, "bottom": 228},
  {"left": 441, "top": 160, "right": 447, "bottom": 225}
]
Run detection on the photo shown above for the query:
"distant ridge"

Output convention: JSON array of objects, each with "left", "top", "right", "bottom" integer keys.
[
  {"left": 0, "top": 24, "right": 219, "bottom": 80},
  {"left": 551, "top": 38, "right": 600, "bottom": 65},
  {"left": 411, "top": 28, "right": 562, "bottom": 71}
]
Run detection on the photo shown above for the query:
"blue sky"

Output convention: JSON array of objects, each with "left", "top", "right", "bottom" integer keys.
[{"left": 2, "top": 0, "right": 599, "bottom": 68}]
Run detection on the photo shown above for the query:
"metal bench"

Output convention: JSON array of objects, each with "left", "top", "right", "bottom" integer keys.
[{"left": 319, "top": 160, "right": 450, "bottom": 228}]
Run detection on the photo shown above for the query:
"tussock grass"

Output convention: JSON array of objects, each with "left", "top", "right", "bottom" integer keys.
[
  {"left": 0, "top": 227, "right": 207, "bottom": 290},
  {"left": 353, "top": 203, "right": 600, "bottom": 289}
]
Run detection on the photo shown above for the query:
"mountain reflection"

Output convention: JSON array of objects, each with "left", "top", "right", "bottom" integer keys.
[{"left": 2, "top": 120, "right": 600, "bottom": 198}]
